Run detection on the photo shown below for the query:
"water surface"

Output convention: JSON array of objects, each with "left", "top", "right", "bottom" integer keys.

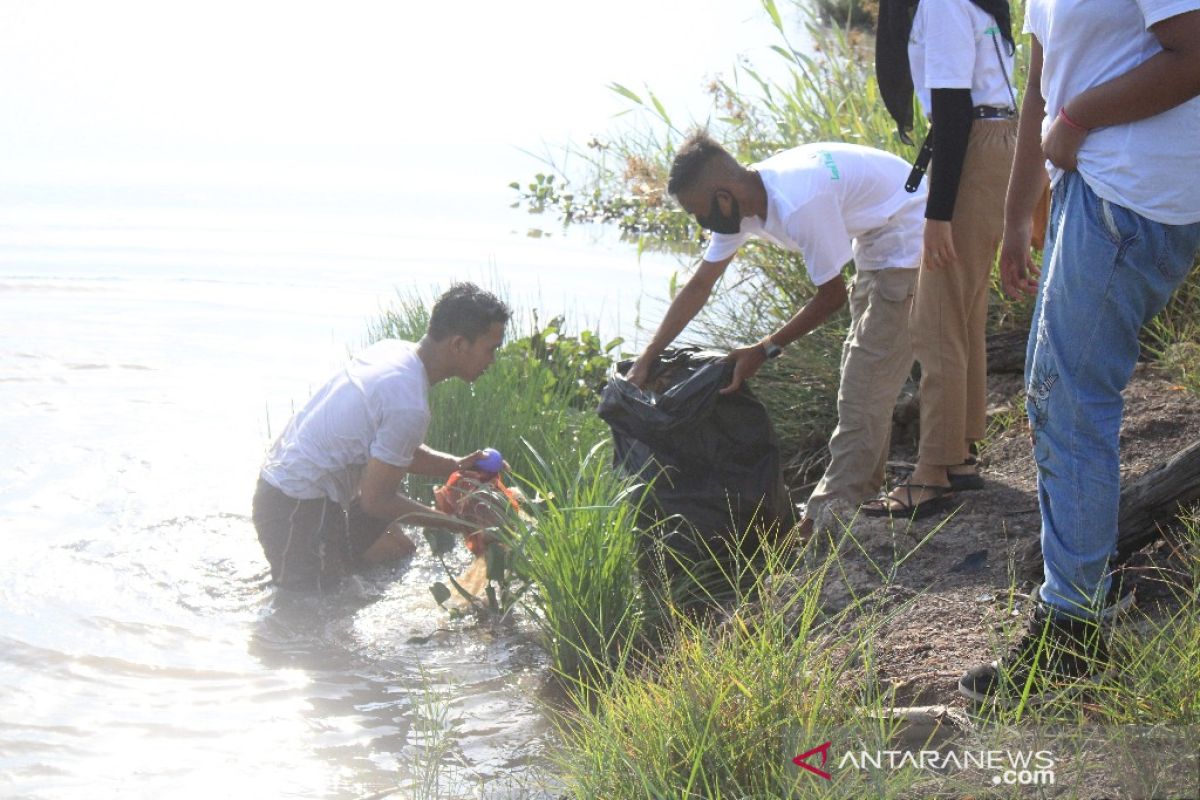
[{"left": 0, "top": 208, "right": 672, "bottom": 798}]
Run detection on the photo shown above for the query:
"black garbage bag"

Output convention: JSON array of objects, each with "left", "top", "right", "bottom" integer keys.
[{"left": 597, "top": 348, "right": 793, "bottom": 592}]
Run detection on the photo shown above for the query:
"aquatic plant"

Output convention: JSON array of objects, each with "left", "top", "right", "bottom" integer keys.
[
  {"left": 369, "top": 294, "right": 645, "bottom": 684},
  {"left": 502, "top": 440, "right": 647, "bottom": 687}
]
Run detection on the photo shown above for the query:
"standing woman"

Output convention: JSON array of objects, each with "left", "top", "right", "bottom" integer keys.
[{"left": 865, "top": 0, "right": 1018, "bottom": 517}]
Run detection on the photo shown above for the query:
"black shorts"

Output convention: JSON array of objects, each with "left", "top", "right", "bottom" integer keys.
[{"left": 251, "top": 477, "right": 388, "bottom": 591}]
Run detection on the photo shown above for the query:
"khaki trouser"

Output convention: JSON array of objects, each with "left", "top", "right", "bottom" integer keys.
[
  {"left": 911, "top": 118, "right": 1017, "bottom": 466},
  {"left": 806, "top": 267, "right": 918, "bottom": 522}
]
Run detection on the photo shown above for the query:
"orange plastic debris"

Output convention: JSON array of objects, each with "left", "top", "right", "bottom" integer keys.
[{"left": 433, "top": 470, "right": 520, "bottom": 555}]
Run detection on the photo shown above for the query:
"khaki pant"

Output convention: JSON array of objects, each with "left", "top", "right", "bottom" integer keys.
[
  {"left": 806, "top": 267, "right": 917, "bottom": 522},
  {"left": 911, "top": 118, "right": 1017, "bottom": 466}
]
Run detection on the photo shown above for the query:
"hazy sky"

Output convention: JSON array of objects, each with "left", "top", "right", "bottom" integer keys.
[{"left": 0, "top": 0, "right": 797, "bottom": 210}]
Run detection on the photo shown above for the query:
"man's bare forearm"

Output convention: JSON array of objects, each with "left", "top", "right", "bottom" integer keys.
[
  {"left": 365, "top": 491, "right": 474, "bottom": 534},
  {"left": 409, "top": 445, "right": 460, "bottom": 478},
  {"left": 769, "top": 276, "right": 847, "bottom": 347},
  {"left": 1063, "top": 13, "right": 1200, "bottom": 129},
  {"left": 1005, "top": 41, "right": 1049, "bottom": 232},
  {"left": 641, "top": 276, "right": 712, "bottom": 360}
]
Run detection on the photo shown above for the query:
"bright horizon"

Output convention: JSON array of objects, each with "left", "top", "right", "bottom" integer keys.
[{"left": 1, "top": 0, "right": 802, "bottom": 216}]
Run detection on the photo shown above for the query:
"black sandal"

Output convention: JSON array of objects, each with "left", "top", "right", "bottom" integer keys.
[
  {"left": 948, "top": 455, "right": 984, "bottom": 491},
  {"left": 862, "top": 480, "right": 955, "bottom": 520}
]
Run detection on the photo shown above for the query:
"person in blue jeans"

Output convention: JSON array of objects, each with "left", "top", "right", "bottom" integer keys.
[{"left": 957, "top": 0, "right": 1200, "bottom": 703}]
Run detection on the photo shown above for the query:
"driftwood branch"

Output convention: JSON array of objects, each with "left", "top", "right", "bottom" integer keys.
[
  {"left": 1017, "top": 438, "right": 1200, "bottom": 580},
  {"left": 986, "top": 329, "right": 1028, "bottom": 375},
  {"left": 1115, "top": 437, "right": 1200, "bottom": 563}
]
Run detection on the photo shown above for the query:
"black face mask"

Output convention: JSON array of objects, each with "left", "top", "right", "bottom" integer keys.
[{"left": 697, "top": 193, "right": 742, "bottom": 235}]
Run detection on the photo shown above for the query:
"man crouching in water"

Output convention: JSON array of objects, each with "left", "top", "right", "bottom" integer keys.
[{"left": 252, "top": 282, "right": 510, "bottom": 591}]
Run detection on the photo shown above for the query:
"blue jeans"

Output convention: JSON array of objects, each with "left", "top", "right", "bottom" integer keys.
[{"left": 1028, "top": 172, "right": 1200, "bottom": 617}]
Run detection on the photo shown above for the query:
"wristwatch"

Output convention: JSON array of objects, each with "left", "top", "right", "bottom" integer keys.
[{"left": 760, "top": 336, "right": 783, "bottom": 359}]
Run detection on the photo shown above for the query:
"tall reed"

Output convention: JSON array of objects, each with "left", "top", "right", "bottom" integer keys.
[
  {"left": 550, "top": 535, "right": 920, "bottom": 799},
  {"left": 503, "top": 441, "right": 646, "bottom": 688}
]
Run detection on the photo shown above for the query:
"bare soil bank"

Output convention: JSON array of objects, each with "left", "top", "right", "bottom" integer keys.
[{"left": 799, "top": 364, "right": 1200, "bottom": 707}]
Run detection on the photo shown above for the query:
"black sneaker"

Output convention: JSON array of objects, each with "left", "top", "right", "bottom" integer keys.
[
  {"left": 958, "top": 604, "right": 1111, "bottom": 705},
  {"left": 1028, "top": 577, "right": 1135, "bottom": 622}
]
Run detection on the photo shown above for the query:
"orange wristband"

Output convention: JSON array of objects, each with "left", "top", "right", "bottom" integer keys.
[{"left": 1058, "top": 107, "right": 1089, "bottom": 133}]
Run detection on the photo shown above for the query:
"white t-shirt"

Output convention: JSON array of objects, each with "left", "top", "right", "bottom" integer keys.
[
  {"left": 703, "top": 143, "right": 926, "bottom": 286},
  {"left": 1026, "top": 0, "right": 1200, "bottom": 224},
  {"left": 260, "top": 339, "right": 431, "bottom": 506},
  {"left": 909, "top": 0, "right": 1018, "bottom": 116}
]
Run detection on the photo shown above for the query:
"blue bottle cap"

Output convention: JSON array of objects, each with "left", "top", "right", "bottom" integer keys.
[{"left": 477, "top": 448, "right": 503, "bottom": 474}]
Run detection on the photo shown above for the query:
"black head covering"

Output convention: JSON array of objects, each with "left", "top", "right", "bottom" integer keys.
[{"left": 875, "top": 0, "right": 1015, "bottom": 143}]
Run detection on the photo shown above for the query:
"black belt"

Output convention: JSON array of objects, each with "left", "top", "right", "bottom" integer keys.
[
  {"left": 973, "top": 105, "right": 1016, "bottom": 119},
  {"left": 905, "top": 106, "right": 1016, "bottom": 192}
]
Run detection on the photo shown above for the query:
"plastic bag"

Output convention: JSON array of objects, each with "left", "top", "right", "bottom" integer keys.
[
  {"left": 597, "top": 348, "right": 793, "bottom": 574},
  {"left": 434, "top": 470, "right": 519, "bottom": 555},
  {"left": 430, "top": 470, "right": 522, "bottom": 609}
]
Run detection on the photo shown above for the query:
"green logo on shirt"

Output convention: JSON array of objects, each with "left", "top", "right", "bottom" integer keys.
[{"left": 817, "top": 150, "right": 841, "bottom": 180}]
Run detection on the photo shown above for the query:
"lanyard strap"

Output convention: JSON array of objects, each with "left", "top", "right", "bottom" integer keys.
[
  {"left": 905, "top": 131, "right": 934, "bottom": 193},
  {"left": 990, "top": 30, "right": 1018, "bottom": 110}
]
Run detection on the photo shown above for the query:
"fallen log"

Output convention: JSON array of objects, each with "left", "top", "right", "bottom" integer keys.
[
  {"left": 986, "top": 329, "right": 1029, "bottom": 375},
  {"left": 1016, "top": 438, "right": 1200, "bottom": 580},
  {"left": 1115, "top": 436, "right": 1200, "bottom": 563}
]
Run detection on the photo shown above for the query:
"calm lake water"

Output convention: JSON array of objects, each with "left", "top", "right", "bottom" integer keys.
[
  {"left": 0, "top": 1, "right": 810, "bottom": 796},
  {"left": 0, "top": 202, "right": 680, "bottom": 799}
]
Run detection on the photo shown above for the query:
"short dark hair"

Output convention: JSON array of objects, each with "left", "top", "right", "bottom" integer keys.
[
  {"left": 427, "top": 282, "right": 511, "bottom": 342},
  {"left": 667, "top": 130, "right": 737, "bottom": 197}
]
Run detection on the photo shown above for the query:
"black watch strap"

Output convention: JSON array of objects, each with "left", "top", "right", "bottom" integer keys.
[{"left": 761, "top": 339, "right": 783, "bottom": 359}]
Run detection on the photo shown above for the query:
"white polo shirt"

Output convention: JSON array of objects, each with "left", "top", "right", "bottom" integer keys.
[{"left": 703, "top": 143, "right": 926, "bottom": 286}]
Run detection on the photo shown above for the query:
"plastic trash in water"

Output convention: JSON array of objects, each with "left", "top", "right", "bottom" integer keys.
[{"left": 434, "top": 466, "right": 519, "bottom": 556}]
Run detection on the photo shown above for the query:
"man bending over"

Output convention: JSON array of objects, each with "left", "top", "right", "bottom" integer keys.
[{"left": 628, "top": 132, "right": 926, "bottom": 535}]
